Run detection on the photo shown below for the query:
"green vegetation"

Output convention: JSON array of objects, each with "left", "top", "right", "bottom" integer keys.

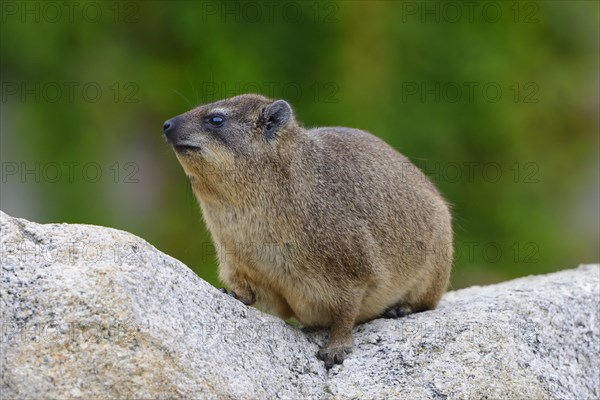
[{"left": 1, "top": 1, "right": 598, "bottom": 288}]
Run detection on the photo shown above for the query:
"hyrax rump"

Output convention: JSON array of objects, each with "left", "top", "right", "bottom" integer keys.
[{"left": 163, "top": 94, "right": 453, "bottom": 369}]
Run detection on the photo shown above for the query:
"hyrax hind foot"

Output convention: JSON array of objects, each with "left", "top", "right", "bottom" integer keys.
[
  {"left": 317, "top": 345, "right": 353, "bottom": 369},
  {"left": 218, "top": 287, "right": 255, "bottom": 306},
  {"left": 382, "top": 302, "right": 414, "bottom": 319},
  {"left": 317, "top": 304, "right": 358, "bottom": 369}
]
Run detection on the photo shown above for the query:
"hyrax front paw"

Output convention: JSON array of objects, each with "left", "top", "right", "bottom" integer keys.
[
  {"left": 218, "top": 287, "right": 255, "bottom": 305},
  {"left": 317, "top": 345, "right": 353, "bottom": 369}
]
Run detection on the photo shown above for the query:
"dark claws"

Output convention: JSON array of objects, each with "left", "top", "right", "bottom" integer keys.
[
  {"left": 218, "top": 288, "right": 253, "bottom": 305},
  {"left": 316, "top": 350, "right": 325, "bottom": 361},
  {"left": 218, "top": 287, "right": 238, "bottom": 299},
  {"left": 326, "top": 358, "right": 335, "bottom": 369},
  {"left": 396, "top": 308, "right": 410, "bottom": 318},
  {"left": 384, "top": 308, "right": 398, "bottom": 318},
  {"left": 382, "top": 303, "right": 412, "bottom": 319},
  {"left": 317, "top": 346, "right": 352, "bottom": 369},
  {"left": 333, "top": 353, "right": 343, "bottom": 365}
]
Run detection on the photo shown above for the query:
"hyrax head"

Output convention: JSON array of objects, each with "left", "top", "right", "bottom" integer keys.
[{"left": 163, "top": 94, "right": 295, "bottom": 194}]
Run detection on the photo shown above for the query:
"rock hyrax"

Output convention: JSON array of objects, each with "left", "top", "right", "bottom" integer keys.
[{"left": 163, "top": 94, "right": 453, "bottom": 368}]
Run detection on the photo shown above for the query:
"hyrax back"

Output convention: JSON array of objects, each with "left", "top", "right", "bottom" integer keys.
[{"left": 164, "top": 94, "right": 453, "bottom": 368}]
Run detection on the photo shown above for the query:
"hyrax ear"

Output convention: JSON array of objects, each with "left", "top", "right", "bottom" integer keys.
[{"left": 261, "top": 100, "right": 293, "bottom": 140}]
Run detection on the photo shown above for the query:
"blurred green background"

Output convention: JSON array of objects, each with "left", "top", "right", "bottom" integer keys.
[{"left": 1, "top": 1, "right": 598, "bottom": 289}]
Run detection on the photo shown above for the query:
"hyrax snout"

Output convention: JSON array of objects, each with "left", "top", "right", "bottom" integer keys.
[{"left": 164, "top": 94, "right": 453, "bottom": 369}]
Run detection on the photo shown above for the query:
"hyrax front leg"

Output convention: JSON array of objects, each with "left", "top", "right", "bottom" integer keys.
[
  {"left": 217, "top": 259, "right": 256, "bottom": 306},
  {"left": 317, "top": 305, "right": 359, "bottom": 369}
]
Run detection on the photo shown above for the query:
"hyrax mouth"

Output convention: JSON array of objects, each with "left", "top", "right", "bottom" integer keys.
[{"left": 173, "top": 144, "right": 201, "bottom": 154}]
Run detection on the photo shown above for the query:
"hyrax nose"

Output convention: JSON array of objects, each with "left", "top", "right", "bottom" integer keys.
[{"left": 163, "top": 117, "right": 179, "bottom": 139}]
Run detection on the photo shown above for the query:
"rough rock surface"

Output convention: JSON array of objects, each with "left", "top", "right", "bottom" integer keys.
[{"left": 1, "top": 210, "right": 598, "bottom": 399}]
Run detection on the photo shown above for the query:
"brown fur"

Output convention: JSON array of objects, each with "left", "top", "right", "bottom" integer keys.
[{"left": 164, "top": 94, "right": 453, "bottom": 368}]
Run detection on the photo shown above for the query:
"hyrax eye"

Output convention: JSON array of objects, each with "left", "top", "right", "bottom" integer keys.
[{"left": 207, "top": 115, "right": 225, "bottom": 127}]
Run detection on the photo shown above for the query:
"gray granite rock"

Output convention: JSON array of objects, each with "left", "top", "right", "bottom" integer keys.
[{"left": 1, "top": 210, "right": 598, "bottom": 399}]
